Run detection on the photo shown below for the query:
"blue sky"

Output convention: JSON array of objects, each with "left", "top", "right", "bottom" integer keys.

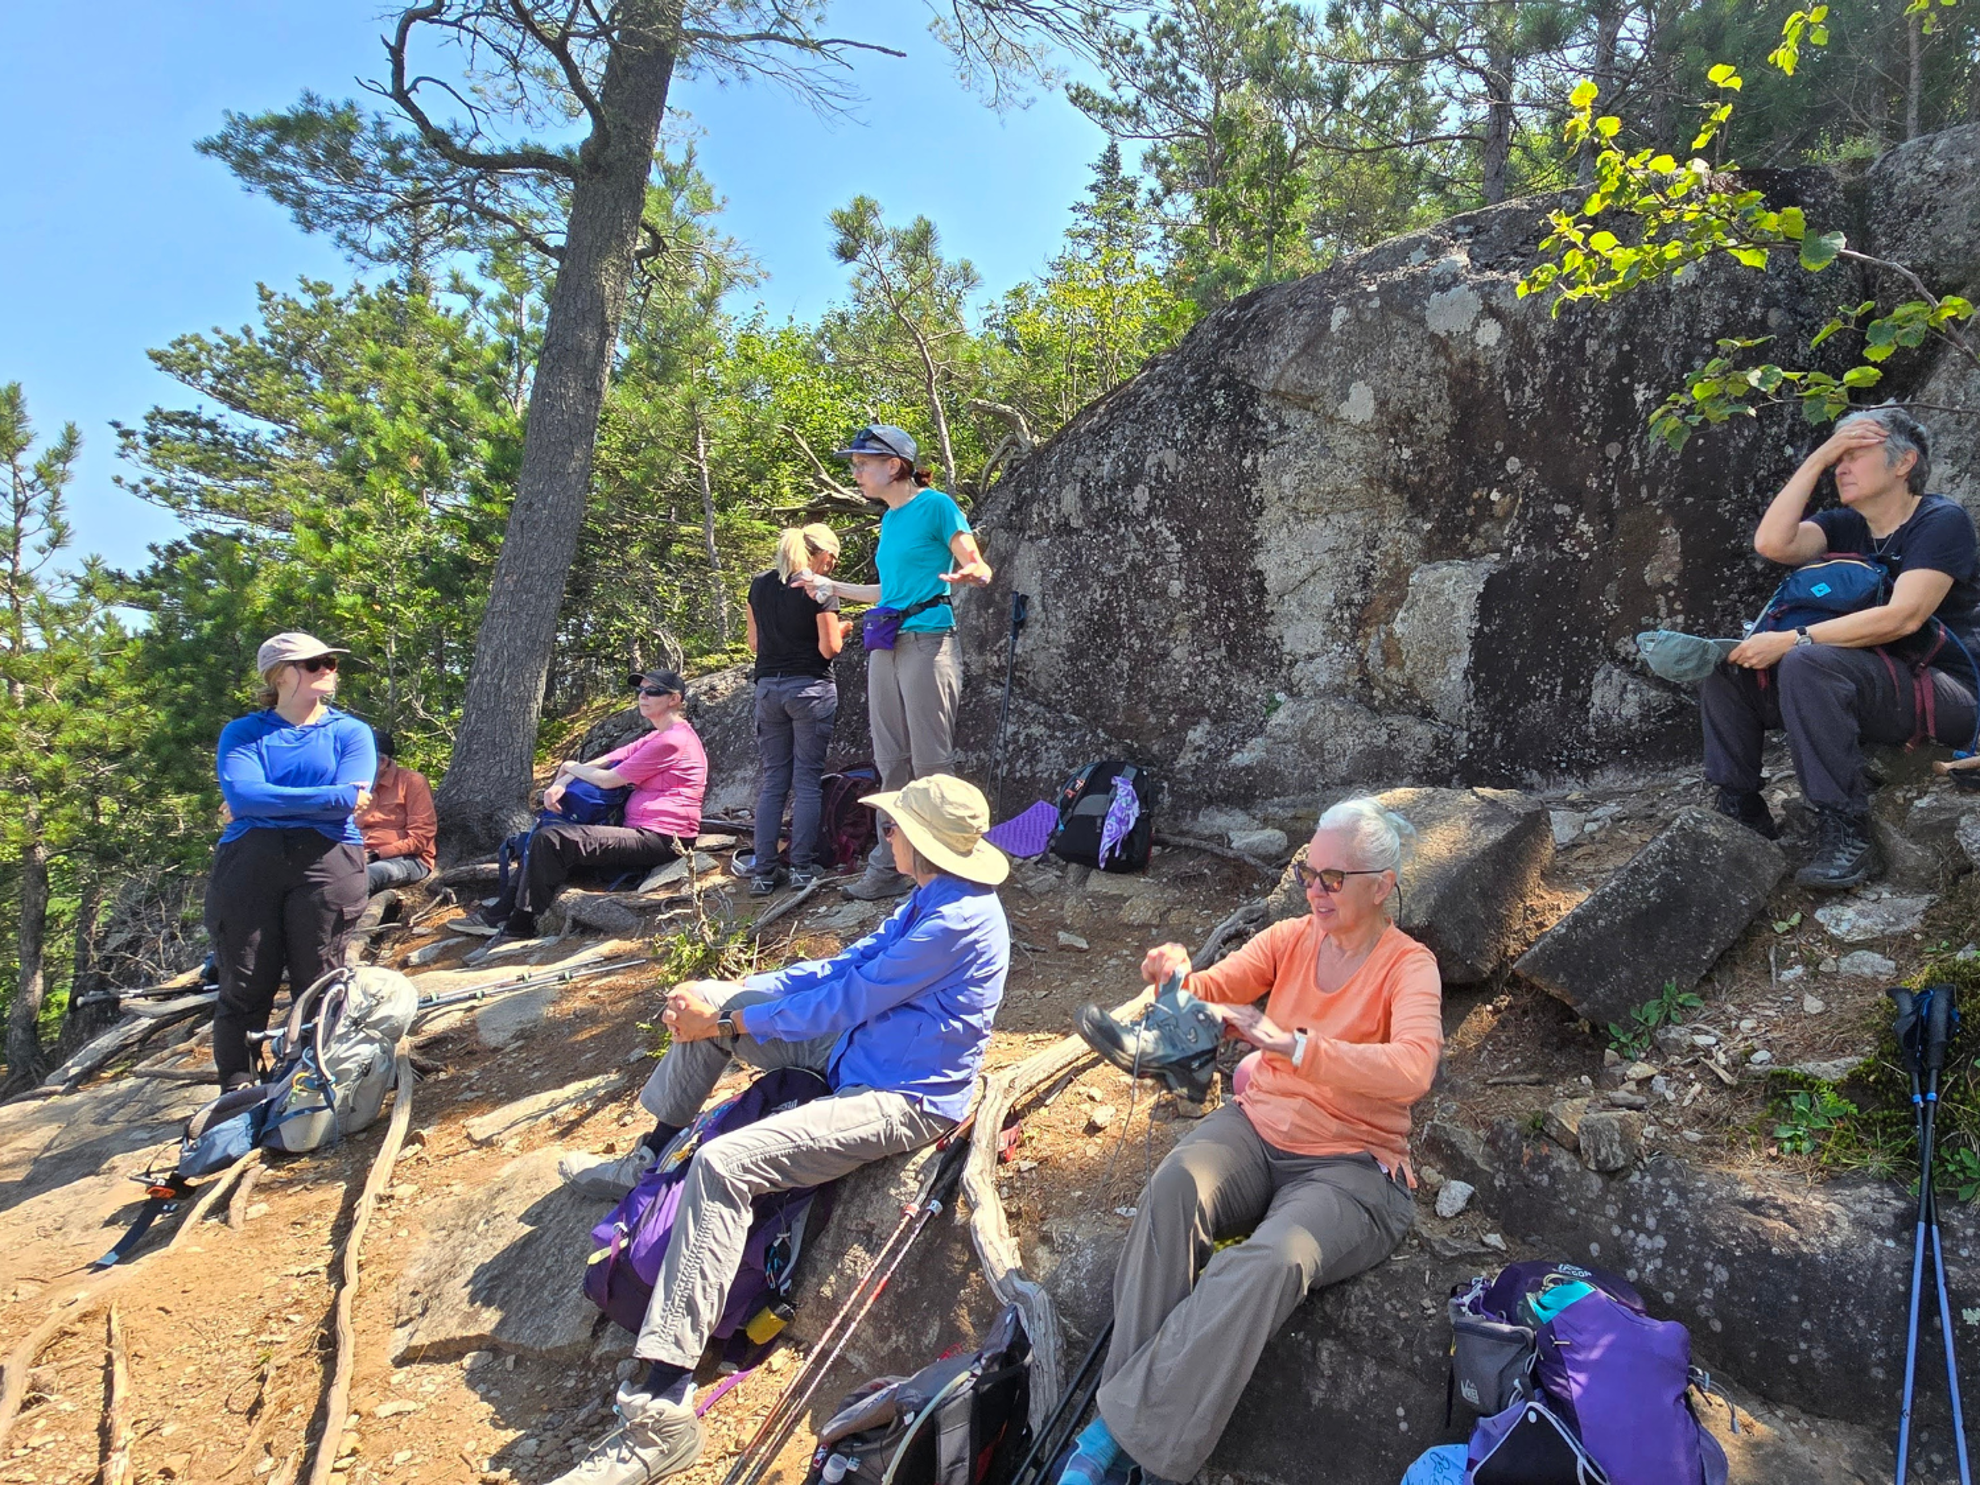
[{"left": 0, "top": 0, "right": 1106, "bottom": 573}]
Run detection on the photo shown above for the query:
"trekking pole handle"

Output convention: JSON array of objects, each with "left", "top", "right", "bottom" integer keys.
[
  {"left": 1010, "top": 591, "right": 1029, "bottom": 636},
  {"left": 1927, "top": 983, "right": 1956, "bottom": 1078},
  {"left": 1891, "top": 988, "right": 1923, "bottom": 1080}
]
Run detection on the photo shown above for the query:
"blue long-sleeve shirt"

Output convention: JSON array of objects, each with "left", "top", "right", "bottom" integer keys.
[
  {"left": 742, "top": 873, "right": 1009, "bottom": 1120},
  {"left": 217, "top": 708, "right": 376, "bottom": 846}
]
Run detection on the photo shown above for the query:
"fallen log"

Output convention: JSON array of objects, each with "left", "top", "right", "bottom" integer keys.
[
  {"left": 548, "top": 887, "right": 694, "bottom": 938},
  {"left": 302, "top": 1056, "right": 415, "bottom": 1485},
  {"left": 1152, "top": 831, "right": 1281, "bottom": 874},
  {"left": 39, "top": 994, "right": 215, "bottom": 1091},
  {"left": 102, "top": 1305, "right": 132, "bottom": 1485},
  {"left": 962, "top": 986, "right": 1153, "bottom": 1434}
]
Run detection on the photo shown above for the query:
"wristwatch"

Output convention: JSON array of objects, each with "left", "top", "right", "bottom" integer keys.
[
  {"left": 1291, "top": 1029, "right": 1310, "bottom": 1066},
  {"left": 1794, "top": 627, "right": 1813, "bottom": 646},
  {"left": 717, "top": 1011, "right": 740, "bottom": 1040}
]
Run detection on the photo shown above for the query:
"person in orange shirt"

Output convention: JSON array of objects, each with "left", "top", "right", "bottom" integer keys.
[
  {"left": 1062, "top": 797, "right": 1443, "bottom": 1485},
  {"left": 356, "top": 729, "right": 437, "bottom": 894}
]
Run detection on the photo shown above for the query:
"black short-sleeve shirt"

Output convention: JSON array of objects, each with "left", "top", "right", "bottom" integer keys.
[
  {"left": 1814, "top": 493, "right": 1980, "bottom": 651},
  {"left": 749, "top": 569, "right": 841, "bottom": 680}
]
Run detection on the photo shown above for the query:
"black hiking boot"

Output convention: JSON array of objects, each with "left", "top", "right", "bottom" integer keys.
[
  {"left": 1796, "top": 808, "right": 1878, "bottom": 890},
  {"left": 1074, "top": 976, "right": 1224, "bottom": 1102},
  {"left": 1713, "top": 786, "right": 1780, "bottom": 841}
]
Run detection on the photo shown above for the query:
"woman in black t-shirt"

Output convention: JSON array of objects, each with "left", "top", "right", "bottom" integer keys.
[{"left": 745, "top": 523, "right": 851, "bottom": 895}]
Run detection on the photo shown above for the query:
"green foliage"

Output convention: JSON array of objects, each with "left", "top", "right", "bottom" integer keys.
[
  {"left": 1773, "top": 1085, "right": 1858, "bottom": 1154},
  {"left": 1606, "top": 980, "right": 1704, "bottom": 1058}
]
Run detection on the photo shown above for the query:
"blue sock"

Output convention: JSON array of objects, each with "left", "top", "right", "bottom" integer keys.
[
  {"left": 1059, "top": 1419, "right": 1121, "bottom": 1485},
  {"left": 641, "top": 1361, "right": 693, "bottom": 1406}
]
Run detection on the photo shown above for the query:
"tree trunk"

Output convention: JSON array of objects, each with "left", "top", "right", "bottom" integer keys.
[
  {"left": 435, "top": 1, "right": 683, "bottom": 858},
  {"left": 1481, "top": 49, "right": 1515, "bottom": 204},
  {"left": 693, "top": 405, "right": 731, "bottom": 643},
  {"left": 1578, "top": 0, "right": 1624, "bottom": 186},
  {"left": 6, "top": 833, "right": 50, "bottom": 1081},
  {"left": 1906, "top": 7, "right": 1923, "bottom": 140}
]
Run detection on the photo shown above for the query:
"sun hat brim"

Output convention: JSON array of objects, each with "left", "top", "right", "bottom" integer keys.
[{"left": 863, "top": 788, "right": 1009, "bottom": 887}]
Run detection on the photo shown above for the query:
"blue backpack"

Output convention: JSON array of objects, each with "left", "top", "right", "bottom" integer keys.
[
  {"left": 496, "top": 778, "right": 637, "bottom": 897},
  {"left": 1750, "top": 553, "right": 1889, "bottom": 635}
]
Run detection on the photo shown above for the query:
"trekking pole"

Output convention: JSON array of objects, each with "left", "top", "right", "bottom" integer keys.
[
  {"left": 991, "top": 591, "right": 1030, "bottom": 817},
  {"left": 1007, "top": 1319, "right": 1113, "bottom": 1485},
  {"left": 410, "top": 956, "right": 651, "bottom": 1019},
  {"left": 1923, "top": 986, "right": 1973, "bottom": 1485},
  {"left": 723, "top": 1134, "right": 974, "bottom": 1485},
  {"left": 1894, "top": 987, "right": 1930, "bottom": 1484}
]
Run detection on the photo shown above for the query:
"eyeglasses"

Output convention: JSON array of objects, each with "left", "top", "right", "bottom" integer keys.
[
  {"left": 1292, "top": 863, "right": 1386, "bottom": 894},
  {"left": 878, "top": 820, "right": 898, "bottom": 840},
  {"left": 637, "top": 685, "right": 678, "bottom": 699},
  {"left": 294, "top": 655, "right": 339, "bottom": 674}
]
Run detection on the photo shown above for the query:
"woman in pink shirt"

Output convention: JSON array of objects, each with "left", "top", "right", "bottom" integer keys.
[{"left": 460, "top": 670, "right": 708, "bottom": 944}]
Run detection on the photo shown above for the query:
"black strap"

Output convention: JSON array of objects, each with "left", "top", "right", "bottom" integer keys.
[
  {"left": 900, "top": 594, "right": 953, "bottom": 620},
  {"left": 91, "top": 1175, "right": 192, "bottom": 1270}
]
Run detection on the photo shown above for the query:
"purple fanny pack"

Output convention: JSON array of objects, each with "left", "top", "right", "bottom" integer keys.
[{"left": 861, "top": 594, "right": 951, "bottom": 651}]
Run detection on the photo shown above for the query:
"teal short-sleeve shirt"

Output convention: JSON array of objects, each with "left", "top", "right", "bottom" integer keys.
[{"left": 877, "top": 488, "right": 971, "bottom": 634}]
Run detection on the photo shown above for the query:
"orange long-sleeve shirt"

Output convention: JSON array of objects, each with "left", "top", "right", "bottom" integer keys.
[
  {"left": 356, "top": 758, "right": 437, "bottom": 870},
  {"left": 1187, "top": 916, "right": 1443, "bottom": 1176}
]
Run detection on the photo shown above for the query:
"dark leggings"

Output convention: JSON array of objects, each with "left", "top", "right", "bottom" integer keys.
[{"left": 208, "top": 828, "right": 368, "bottom": 1086}]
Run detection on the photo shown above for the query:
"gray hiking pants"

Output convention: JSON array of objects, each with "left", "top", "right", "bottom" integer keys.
[
  {"left": 865, "top": 631, "right": 962, "bottom": 874},
  {"left": 632, "top": 983, "right": 954, "bottom": 1368},
  {"left": 1700, "top": 645, "right": 1976, "bottom": 813},
  {"left": 1095, "top": 1105, "right": 1416, "bottom": 1482},
  {"left": 753, "top": 675, "right": 838, "bottom": 874}
]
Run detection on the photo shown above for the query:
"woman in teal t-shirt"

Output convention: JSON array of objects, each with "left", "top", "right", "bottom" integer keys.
[{"left": 803, "top": 424, "right": 992, "bottom": 898}]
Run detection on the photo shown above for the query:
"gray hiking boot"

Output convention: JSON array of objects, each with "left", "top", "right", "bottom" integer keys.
[
  {"left": 842, "top": 863, "right": 913, "bottom": 901},
  {"left": 1796, "top": 807, "right": 1878, "bottom": 890},
  {"left": 549, "top": 1382, "right": 703, "bottom": 1485},
  {"left": 559, "top": 1148, "right": 655, "bottom": 1203},
  {"left": 1074, "top": 977, "right": 1224, "bottom": 1102}
]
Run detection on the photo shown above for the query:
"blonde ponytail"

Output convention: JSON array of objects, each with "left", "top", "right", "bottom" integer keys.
[{"left": 774, "top": 523, "right": 843, "bottom": 581}]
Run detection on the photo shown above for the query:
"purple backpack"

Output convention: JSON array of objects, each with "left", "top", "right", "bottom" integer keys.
[
  {"left": 583, "top": 1067, "right": 834, "bottom": 1369},
  {"left": 1454, "top": 1262, "right": 1732, "bottom": 1485}
]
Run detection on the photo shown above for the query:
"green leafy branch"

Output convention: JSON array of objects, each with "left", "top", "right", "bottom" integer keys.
[{"left": 1520, "top": 59, "right": 1979, "bottom": 450}]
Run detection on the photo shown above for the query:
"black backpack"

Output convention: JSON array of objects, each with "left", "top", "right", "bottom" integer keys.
[
  {"left": 1049, "top": 761, "right": 1154, "bottom": 874},
  {"left": 805, "top": 1304, "right": 1032, "bottom": 1485}
]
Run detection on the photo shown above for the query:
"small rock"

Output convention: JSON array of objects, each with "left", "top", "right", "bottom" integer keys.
[
  {"left": 1749, "top": 1049, "right": 1774, "bottom": 1065},
  {"left": 1838, "top": 950, "right": 1899, "bottom": 980},
  {"left": 1605, "top": 1090, "right": 1649, "bottom": 1110},
  {"left": 514, "top": 1438, "right": 540, "bottom": 1459},
  {"left": 1577, "top": 1110, "right": 1636, "bottom": 1173},
  {"left": 373, "top": 1400, "right": 423, "bottom": 1419},
  {"left": 1435, "top": 1180, "right": 1476, "bottom": 1219},
  {"left": 1543, "top": 1098, "right": 1588, "bottom": 1151},
  {"left": 1815, "top": 894, "right": 1937, "bottom": 942},
  {"left": 1738, "top": 1019, "right": 1758, "bottom": 1032},
  {"left": 1652, "top": 1025, "right": 1690, "bottom": 1056},
  {"left": 1057, "top": 932, "right": 1090, "bottom": 952},
  {"left": 1802, "top": 994, "right": 1826, "bottom": 1015},
  {"left": 1086, "top": 1105, "right": 1117, "bottom": 1133},
  {"left": 1682, "top": 1130, "right": 1704, "bottom": 1143},
  {"left": 1419, "top": 1165, "right": 1446, "bottom": 1190},
  {"left": 1229, "top": 827, "right": 1290, "bottom": 859},
  {"left": 1792, "top": 1056, "right": 1867, "bottom": 1082},
  {"left": 1602, "top": 1048, "right": 1621, "bottom": 1067},
  {"left": 1691, "top": 1033, "right": 1719, "bottom": 1047},
  {"left": 406, "top": 937, "right": 466, "bottom": 967},
  {"left": 1778, "top": 964, "right": 1806, "bottom": 982},
  {"left": 1549, "top": 809, "right": 1588, "bottom": 846},
  {"left": 1481, "top": 1232, "right": 1508, "bottom": 1252},
  {"left": 243, "top": 1202, "right": 271, "bottom": 1220},
  {"left": 1819, "top": 957, "right": 1839, "bottom": 973},
  {"left": 1650, "top": 1075, "right": 1674, "bottom": 1102},
  {"left": 1623, "top": 1062, "right": 1660, "bottom": 1083}
]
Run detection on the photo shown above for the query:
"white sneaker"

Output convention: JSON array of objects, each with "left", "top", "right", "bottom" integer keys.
[
  {"left": 548, "top": 1383, "right": 703, "bottom": 1485},
  {"left": 559, "top": 1148, "right": 655, "bottom": 1202}
]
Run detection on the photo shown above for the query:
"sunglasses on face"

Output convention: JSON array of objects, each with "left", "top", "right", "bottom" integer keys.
[
  {"left": 878, "top": 819, "right": 898, "bottom": 840},
  {"left": 294, "top": 655, "right": 339, "bottom": 674},
  {"left": 637, "top": 685, "right": 679, "bottom": 699},
  {"left": 1293, "top": 863, "right": 1385, "bottom": 894}
]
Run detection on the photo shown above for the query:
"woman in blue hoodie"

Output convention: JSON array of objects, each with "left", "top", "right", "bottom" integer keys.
[{"left": 208, "top": 631, "right": 376, "bottom": 1089}]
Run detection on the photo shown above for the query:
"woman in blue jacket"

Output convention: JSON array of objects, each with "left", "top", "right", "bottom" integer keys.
[{"left": 208, "top": 631, "right": 376, "bottom": 1089}]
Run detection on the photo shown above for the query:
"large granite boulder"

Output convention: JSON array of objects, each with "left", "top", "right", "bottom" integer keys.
[
  {"left": 944, "top": 128, "right": 1980, "bottom": 818},
  {"left": 1265, "top": 787, "right": 1553, "bottom": 982},
  {"left": 1515, "top": 807, "right": 1785, "bottom": 1028}
]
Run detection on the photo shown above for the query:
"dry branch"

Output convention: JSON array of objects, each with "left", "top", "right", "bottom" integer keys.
[
  {"left": 0, "top": 1149, "right": 263, "bottom": 1450},
  {"left": 102, "top": 1305, "right": 132, "bottom": 1485},
  {"left": 1152, "top": 832, "right": 1281, "bottom": 875},
  {"left": 39, "top": 995, "right": 214, "bottom": 1091},
  {"left": 749, "top": 876, "right": 831, "bottom": 939},
  {"left": 1193, "top": 900, "right": 1266, "bottom": 970},
  {"left": 962, "top": 987, "right": 1153, "bottom": 1434},
  {"left": 302, "top": 1057, "right": 416, "bottom": 1485}
]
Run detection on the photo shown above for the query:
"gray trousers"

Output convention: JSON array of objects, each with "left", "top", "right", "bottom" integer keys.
[
  {"left": 366, "top": 855, "right": 431, "bottom": 893},
  {"left": 866, "top": 631, "right": 962, "bottom": 872},
  {"left": 632, "top": 983, "right": 954, "bottom": 1367},
  {"left": 753, "top": 675, "right": 839, "bottom": 873},
  {"left": 1701, "top": 645, "right": 1976, "bottom": 813},
  {"left": 1096, "top": 1105, "right": 1416, "bottom": 1482}
]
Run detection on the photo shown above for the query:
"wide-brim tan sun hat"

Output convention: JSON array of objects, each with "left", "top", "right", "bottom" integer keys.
[
  {"left": 862, "top": 774, "right": 1009, "bottom": 887},
  {"left": 257, "top": 631, "right": 349, "bottom": 673}
]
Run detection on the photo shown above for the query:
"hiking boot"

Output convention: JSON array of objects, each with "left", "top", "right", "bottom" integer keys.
[
  {"left": 454, "top": 908, "right": 503, "bottom": 937},
  {"left": 560, "top": 1148, "right": 655, "bottom": 1203},
  {"left": 842, "top": 863, "right": 913, "bottom": 901},
  {"left": 1713, "top": 786, "right": 1780, "bottom": 841},
  {"left": 549, "top": 1382, "right": 703, "bottom": 1485},
  {"left": 789, "top": 868, "right": 820, "bottom": 891},
  {"left": 1796, "top": 808, "right": 1878, "bottom": 890},
  {"left": 1074, "top": 979, "right": 1224, "bottom": 1102},
  {"left": 749, "top": 869, "right": 786, "bottom": 898}
]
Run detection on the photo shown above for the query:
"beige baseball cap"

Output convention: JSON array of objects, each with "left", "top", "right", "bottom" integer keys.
[
  {"left": 861, "top": 774, "right": 1009, "bottom": 887},
  {"left": 256, "top": 631, "right": 349, "bottom": 673}
]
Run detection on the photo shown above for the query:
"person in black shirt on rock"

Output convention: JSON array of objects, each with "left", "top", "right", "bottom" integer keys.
[
  {"left": 1704, "top": 405, "right": 1980, "bottom": 888},
  {"left": 745, "top": 523, "right": 852, "bottom": 895}
]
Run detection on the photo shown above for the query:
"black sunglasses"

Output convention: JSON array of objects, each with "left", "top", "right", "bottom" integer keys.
[
  {"left": 878, "top": 819, "right": 898, "bottom": 839},
  {"left": 638, "top": 685, "right": 680, "bottom": 700},
  {"left": 1292, "top": 862, "right": 1385, "bottom": 894},
  {"left": 295, "top": 655, "right": 339, "bottom": 674}
]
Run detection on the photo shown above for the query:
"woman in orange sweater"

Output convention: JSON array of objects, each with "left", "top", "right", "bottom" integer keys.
[{"left": 1064, "top": 797, "right": 1443, "bottom": 1485}]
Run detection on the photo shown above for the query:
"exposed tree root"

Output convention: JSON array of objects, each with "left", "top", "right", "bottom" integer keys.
[{"left": 102, "top": 1304, "right": 132, "bottom": 1485}]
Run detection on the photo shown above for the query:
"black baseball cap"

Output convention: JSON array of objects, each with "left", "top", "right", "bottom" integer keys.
[{"left": 629, "top": 669, "right": 687, "bottom": 694}]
